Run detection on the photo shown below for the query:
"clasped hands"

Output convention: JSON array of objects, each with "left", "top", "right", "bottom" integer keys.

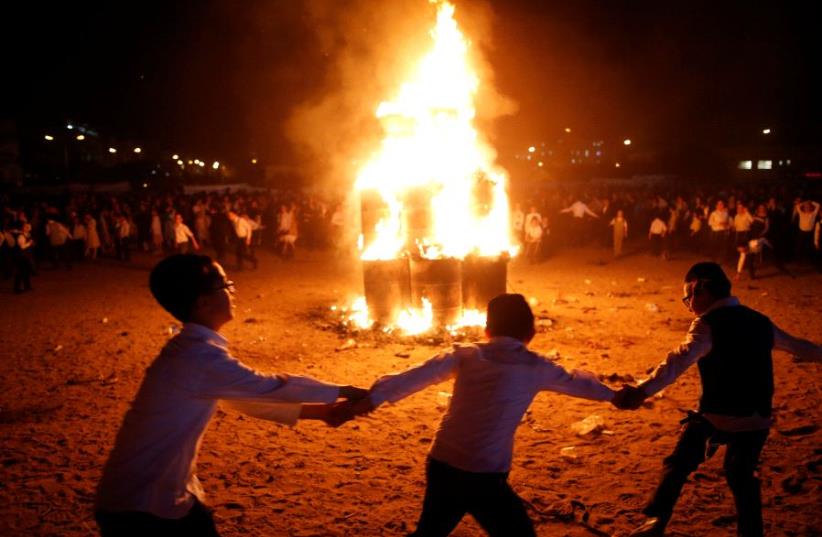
[
  {"left": 611, "top": 384, "right": 648, "bottom": 410},
  {"left": 316, "top": 385, "right": 375, "bottom": 428}
]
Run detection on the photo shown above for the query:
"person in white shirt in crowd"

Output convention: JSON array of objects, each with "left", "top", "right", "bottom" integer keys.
[
  {"left": 228, "top": 210, "right": 257, "bottom": 270},
  {"left": 733, "top": 202, "right": 754, "bottom": 249},
  {"left": 613, "top": 262, "right": 822, "bottom": 537},
  {"left": 707, "top": 200, "right": 731, "bottom": 261},
  {"left": 523, "top": 209, "right": 543, "bottom": 264},
  {"left": 95, "top": 254, "right": 367, "bottom": 537},
  {"left": 559, "top": 199, "right": 599, "bottom": 245},
  {"left": 113, "top": 213, "right": 132, "bottom": 262},
  {"left": 610, "top": 209, "right": 629, "bottom": 257},
  {"left": 793, "top": 199, "right": 820, "bottom": 264},
  {"left": 648, "top": 213, "right": 668, "bottom": 259},
  {"left": 46, "top": 218, "right": 73, "bottom": 270},
  {"left": 14, "top": 222, "right": 35, "bottom": 293},
  {"left": 276, "top": 203, "right": 299, "bottom": 260},
  {"left": 85, "top": 213, "right": 102, "bottom": 261},
  {"left": 173, "top": 213, "right": 200, "bottom": 254},
  {"left": 343, "top": 293, "right": 616, "bottom": 537}
]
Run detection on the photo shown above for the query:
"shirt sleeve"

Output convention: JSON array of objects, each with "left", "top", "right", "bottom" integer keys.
[
  {"left": 369, "top": 350, "right": 459, "bottom": 407},
  {"left": 221, "top": 400, "right": 303, "bottom": 426},
  {"left": 192, "top": 351, "right": 341, "bottom": 403},
  {"left": 640, "top": 317, "right": 713, "bottom": 396},
  {"left": 535, "top": 357, "right": 615, "bottom": 401},
  {"left": 773, "top": 324, "right": 822, "bottom": 363}
]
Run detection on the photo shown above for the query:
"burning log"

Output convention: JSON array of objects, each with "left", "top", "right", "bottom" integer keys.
[
  {"left": 363, "top": 259, "right": 411, "bottom": 324},
  {"left": 409, "top": 257, "right": 462, "bottom": 326},
  {"left": 461, "top": 254, "right": 508, "bottom": 311}
]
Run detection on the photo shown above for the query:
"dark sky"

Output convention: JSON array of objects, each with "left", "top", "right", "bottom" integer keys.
[{"left": 5, "top": 1, "right": 820, "bottom": 167}]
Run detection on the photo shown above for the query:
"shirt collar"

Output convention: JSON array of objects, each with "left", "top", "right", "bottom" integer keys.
[
  {"left": 486, "top": 336, "right": 526, "bottom": 350},
  {"left": 181, "top": 322, "right": 229, "bottom": 347},
  {"left": 702, "top": 296, "right": 740, "bottom": 316}
]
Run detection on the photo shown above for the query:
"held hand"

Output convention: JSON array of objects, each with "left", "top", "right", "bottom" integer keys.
[
  {"left": 339, "top": 385, "right": 369, "bottom": 402},
  {"left": 612, "top": 384, "right": 647, "bottom": 410},
  {"left": 324, "top": 401, "right": 357, "bottom": 427}
]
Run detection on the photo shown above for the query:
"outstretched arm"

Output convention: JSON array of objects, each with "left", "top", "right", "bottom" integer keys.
[
  {"left": 639, "top": 318, "right": 713, "bottom": 397},
  {"left": 536, "top": 356, "right": 615, "bottom": 402},
  {"left": 774, "top": 324, "right": 822, "bottom": 363},
  {"left": 368, "top": 350, "right": 459, "bottom": 408}
]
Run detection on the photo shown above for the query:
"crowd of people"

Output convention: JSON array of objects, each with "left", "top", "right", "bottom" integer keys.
[
  {"left": 2, "top": 180, "right": 821, "bottom": 293},
  {"left": 0, "top": 189, "right": 352, "bottom": 293},
  {"left": 512, "top": 181, "right": 822, "bottom": 279}
]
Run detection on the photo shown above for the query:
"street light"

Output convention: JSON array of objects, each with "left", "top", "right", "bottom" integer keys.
[
  {"left": 212, "top": 161, "right": 220, "bottom": 170},
  {"left": 133, "top": 147, "right": 142, "bottom": 154},
  {"left": 76, "top": 134, "right": 85, "bottom": 141},
  {"left": 762, "top": 128, "right": 771, "bottom": 135},
  {"left": 172, "top": 154, "right": 179, "bottom": 160},
  {"left": 66, "top": 124, "right": 74, "bottom": 130},
  {"left": 251, "top": 158, "right": 257, "bottom": 165},
  {"left": 44, "top": 134, "right": 54, "bottom": 141},
  {"left": 615, "top": 162, "right": 621, "bottom": 168},
  {"left": 528, "top": 146, "right": 536, "bottom": 153},
  {"left": 623, "top": 139, "right": 632, "bottom": 146},
  {"left": 564, "top": 127, "right": 572, "bottom": 133},
  {"left": 108, "top": 147, "right": 117, "bottom": 154}
]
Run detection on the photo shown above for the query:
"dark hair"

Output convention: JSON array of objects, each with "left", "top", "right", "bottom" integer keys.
[
  {"left": 486, "top": 293, "right": 535, "bottom": 341},
  {"left": 684, "top": 261, "right": 731, "bottom": 298},
  {"left": 149, "top": 254, "right": 219, "bottom": 322}
]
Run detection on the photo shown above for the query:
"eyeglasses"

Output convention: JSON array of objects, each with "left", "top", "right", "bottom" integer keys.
[{"left": 208, "top": 279, "right": 235, "bottom": 293}]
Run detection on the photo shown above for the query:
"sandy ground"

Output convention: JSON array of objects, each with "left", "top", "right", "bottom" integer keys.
[{"left": 1, "top": 246, "right": 821, "bottom": 537}]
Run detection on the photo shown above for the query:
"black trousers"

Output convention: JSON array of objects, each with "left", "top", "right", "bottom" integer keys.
[
  {"left": 410, "top": 457, "right": 535, "bottom": 537},
  {"left": 95, "top": 499, "right": 220, "bottom": 537},
  {"left": 235, "top": 240, "right": 257, "bottom": 269},
  {"left": 644, "top": 418, "right": 768, "bottom": 537},
  {"left": 13, "top": 253, "right": 33, "bottom": 293}
]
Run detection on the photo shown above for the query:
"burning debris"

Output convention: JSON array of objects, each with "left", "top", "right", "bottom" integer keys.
[{"left": 340, "top": 2, "right": 518, "bottom": 334}]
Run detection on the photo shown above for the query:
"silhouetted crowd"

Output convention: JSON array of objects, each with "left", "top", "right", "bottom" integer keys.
[
  {"left": 513, "top": 182, "right": 822, "bottom": 278},
  {"left": 1, "top": 189, "right": 351, "bottom": 293},
  {"left": 2, "top": 181, "right": 821, "bottom": 294}
]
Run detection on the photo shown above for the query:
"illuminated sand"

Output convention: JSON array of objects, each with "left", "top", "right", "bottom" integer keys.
[{"left": 1, "top": 250, "right": 820, "bottom": 536}]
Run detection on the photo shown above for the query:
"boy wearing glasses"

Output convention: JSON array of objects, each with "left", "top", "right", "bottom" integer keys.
[
  {"left": 95, "top": 254, "right": 366, "bottom": 536},
  {"left": 613, "top": 262, "right": 822, "bottom": 537}
]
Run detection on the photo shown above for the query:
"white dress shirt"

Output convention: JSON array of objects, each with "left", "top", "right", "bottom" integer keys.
[
  {"left": 369, "top": 337, "right": 615, "bottom": 473},
  {"left": 560, "top": 201, "right": 598, "bottom": 219},
  {"left": 174, "top": 222, "right": 195, "bottom": 245},
  {"left": 649, "top": 218, "right": 667, "bottom": 236},
  {"left": 640, "top": 297, "right": 822, "bottom": 431},
  {"left": 96, "top": 323, "right": 341, "bottom": 518},
  {"left": 708, "top": 209, "right": 730, "bottom": 231}
]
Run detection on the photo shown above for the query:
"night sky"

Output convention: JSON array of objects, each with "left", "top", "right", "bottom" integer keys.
[{"left": 5, "top": 0, "right": 820, "bottom": 168}]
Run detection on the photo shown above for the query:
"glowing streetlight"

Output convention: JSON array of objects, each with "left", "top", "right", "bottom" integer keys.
[
  {"left": 76, "top": 134, "right": 85, "bottom": 141},
  {"left": 108, "top": 147, "right": 117, "bottom": 154},
  {"left": 615, "top": 162, "right": 621, "bottom": 168},
  {"left": 762, "top": 128, "right": 771, "bottom": 135},
  {"left": 623, "top": 139, "right": 632, "bottom": 146},
  {"left": 172, "top": 154, "right": 179, "bottom": 160},
  {"left": 251, "top": 158, "right": 257, "bottom": 165},
  {"left": 198, "top": 161, "right": 205, "bottom": 167},
  {"left": 528, "top": 146, "right": 536, "bottom": 153},
  {"left": 133, "top": 147, "right": 142, "bottom": 154},
  {"left": 564, "top": 127, "right": 572, "bottom": 133},
  {"left": 66, "top": 124, "right": 74, "bottom": 130},
  {"left": 212, "top": 161, "right": 220, "bottom": 170},
  {"left": 44, "top": 134, "right": 54, "bottom": 141},
  {"left": 177, "top": 160, "right": 184, "bottom": 166},
  {"left": 537, "top": 161, "right": 544, "bottom": 167},
  {"left": 187, "top": 160, "right": 193, "bottom": 165}
]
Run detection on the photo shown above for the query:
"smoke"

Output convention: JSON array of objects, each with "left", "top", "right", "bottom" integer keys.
[{"left": 285, "top": 0, "right": 517, "bottom": 193}]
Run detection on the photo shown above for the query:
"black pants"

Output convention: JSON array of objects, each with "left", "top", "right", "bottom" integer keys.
[
  {"left": 410, "top": 457, "right": 535, "bottom": 537},
  {"left": 95, "top": 499, "right": 220, "bottom": 537},
  {"left": 644, "top": 418, "right": 768, "bottom": 537},
  {"left": 13, "top": 253, "right": 33, "bottom": 293},
  {"left": 235, "top": 240, "right": 257, "bottom": 269}
]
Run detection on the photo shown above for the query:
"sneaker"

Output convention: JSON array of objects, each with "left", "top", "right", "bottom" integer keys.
[{"left": 629, "top": 517, "right": 666, "bottom": 536}]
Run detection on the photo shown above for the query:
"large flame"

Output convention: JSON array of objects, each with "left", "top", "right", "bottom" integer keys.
[{"left": 357, "top": 1, "right": 515, "bottom": 261}]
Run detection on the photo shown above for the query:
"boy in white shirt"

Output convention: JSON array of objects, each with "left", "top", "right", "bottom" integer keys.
[
  {"left": 348, "top": 294, "right": 616, "bottom": 536},
  {"left": 95, "top": 254, "right": 366, "bottom": 536}
]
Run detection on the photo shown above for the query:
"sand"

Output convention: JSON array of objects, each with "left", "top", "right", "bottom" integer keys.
[{"left": 1, "top": 248, "right": 820, "bottom": 536}]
